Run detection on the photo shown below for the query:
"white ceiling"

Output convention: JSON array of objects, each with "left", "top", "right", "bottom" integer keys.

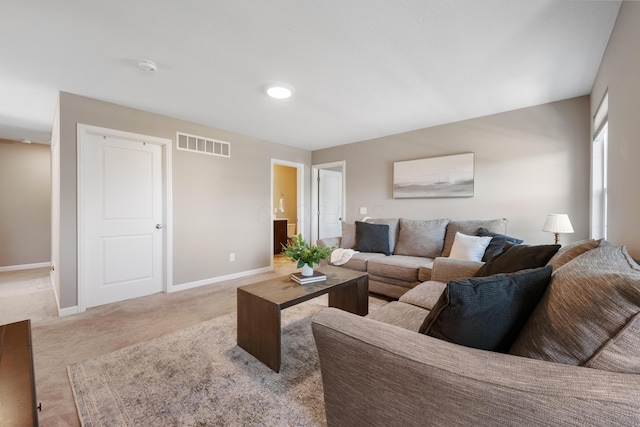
[{"left": 0, "top": 0, "right": 621, "bottom": 150}]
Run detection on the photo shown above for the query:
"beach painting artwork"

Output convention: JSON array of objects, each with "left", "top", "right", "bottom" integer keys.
[{"left": 393, "top": 153, "right": 475, "bottom": 198}]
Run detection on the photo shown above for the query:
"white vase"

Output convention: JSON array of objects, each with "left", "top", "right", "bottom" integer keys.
[{"left": 301, "top": 263, "right": 314, "bottom": 276}]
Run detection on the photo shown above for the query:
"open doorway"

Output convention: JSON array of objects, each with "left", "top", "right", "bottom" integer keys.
[
  {"left": 271, "top": 160, "right": 304, "bottom": 267},
  {"left": 311, "top": 161, "right": 346, "bottom": 245}
]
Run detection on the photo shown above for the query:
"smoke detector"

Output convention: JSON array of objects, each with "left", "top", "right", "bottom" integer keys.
[{"left": 138, "top": 59, "right": 157, "bottom": 72}]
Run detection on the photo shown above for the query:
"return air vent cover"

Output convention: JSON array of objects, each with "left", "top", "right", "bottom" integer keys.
[{"left": 176, "top": 132, "right": 230, "bottom": 158}]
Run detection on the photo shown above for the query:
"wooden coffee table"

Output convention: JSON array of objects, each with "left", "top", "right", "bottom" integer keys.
[{"left": 237, "top": 265, "right": 368, "bottom": 372}]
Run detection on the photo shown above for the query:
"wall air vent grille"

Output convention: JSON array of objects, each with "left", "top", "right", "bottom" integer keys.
[{"left": 176, "top": 132, "right": 230, "bottom": 158}]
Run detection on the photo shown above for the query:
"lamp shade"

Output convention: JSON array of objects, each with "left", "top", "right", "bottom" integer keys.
[{"left": 542, "top": 214, "right": 574, "bottom": 234}]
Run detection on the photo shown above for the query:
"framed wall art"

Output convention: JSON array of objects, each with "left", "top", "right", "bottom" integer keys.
[{"left": 393, "top": 153, "right": 475, "bottom": 198}]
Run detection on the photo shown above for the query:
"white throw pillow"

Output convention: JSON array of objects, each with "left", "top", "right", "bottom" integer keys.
[{"left": 449, "top": 232, "right": 492, "bottom": 262}]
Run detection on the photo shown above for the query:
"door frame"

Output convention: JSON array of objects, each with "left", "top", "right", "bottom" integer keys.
[
  {"left": 311, "top": 161, "right": 346, "bottom": 244},
  {"left": 77, "top": 124, "right": 173, "bottom": 312},
  {"left": 271, "top": 159, "right": 304, "bottom": 266}
]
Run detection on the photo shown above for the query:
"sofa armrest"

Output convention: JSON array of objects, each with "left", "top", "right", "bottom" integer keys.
[
  {"left": 431, "top": 256, "right": 484, "bottom": 283},
  {"left": 317, "top": 237, "right": 341, "bottom": 248},
  {"left": 312, "top": 308, "right": 640, "bottom": 427}
]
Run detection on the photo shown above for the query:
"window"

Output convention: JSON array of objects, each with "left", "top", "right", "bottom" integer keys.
[{"left": 591, "top": 93, "right": 608, "bottom": 239}]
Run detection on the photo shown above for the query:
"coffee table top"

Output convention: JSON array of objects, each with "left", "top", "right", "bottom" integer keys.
[{"left": 237, "top": 265, "right": 368, "bottom": 309}]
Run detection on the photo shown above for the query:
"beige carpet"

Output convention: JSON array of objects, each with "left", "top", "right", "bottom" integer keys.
[{"left": 68, "top": 298, "right": 331, "bottom": 426}]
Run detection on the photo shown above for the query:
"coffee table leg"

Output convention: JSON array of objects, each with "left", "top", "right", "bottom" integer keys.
[
  {"left": 328, "top": 275, "right": 369, "bottom": 316},
  {"left": 237, "top": 288, "right": 282, "bottom": 372}
]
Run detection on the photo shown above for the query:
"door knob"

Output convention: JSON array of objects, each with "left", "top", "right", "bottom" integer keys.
[{"left": 155, "top": 224, "right": 163, "bottom": 229}]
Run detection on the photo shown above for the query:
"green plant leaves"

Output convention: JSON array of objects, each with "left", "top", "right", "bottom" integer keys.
[{"left": 281, "top": 234, "right": 333, "bottom": 267}]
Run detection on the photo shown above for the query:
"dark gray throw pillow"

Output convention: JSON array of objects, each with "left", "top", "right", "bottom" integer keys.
[
  {"left": 355, "top": 221, "right": 391, "bottom": 255},
  {"left": 422, "top": 266, "right": 553, "bottom": 352},
  {"left": 473, "top": 244, "right": 560, "bottom": 277},
  {"left": 477, "top": 227, "right": 524, "bottom": 261}
]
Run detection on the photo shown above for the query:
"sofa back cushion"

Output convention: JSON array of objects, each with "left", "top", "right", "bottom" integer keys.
[
  {"left": 583, "top": 313, "right": 640, "bottom": 373},
  {"left": 339, "top": 221, "right": 357, "bottom": 249},
  {"left": 369, "top": 218, "right": 400, "bottom": 253},
  {"left": 422, "top": 266, "right": 552, "bottom": 352},
  {"left": 545, "top": 238, "right": 602, "bottom": 270},
  {"left": 394, "top": 218, "right": 449, "bottom": 258},
  {"left": 509, "top": 245, "right": 640, "bottom": 372},
  {"left": 441, "top": 219, "right": 507, "bottom": 257}
]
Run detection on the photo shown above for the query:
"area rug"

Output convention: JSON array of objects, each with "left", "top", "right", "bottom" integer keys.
[{"left": 68, "top": 299, "right": 337, "bottom": 427}]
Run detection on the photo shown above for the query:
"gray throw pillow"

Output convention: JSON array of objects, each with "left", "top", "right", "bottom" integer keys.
[
  {"left": 355, "top": 221, "right": 391, "bottom": 255},
  {"left": 422, "top": 266, "right": 553, "bottom": 352},
  {"left": 473, "top": 244, "right": 560, "bottom": 277},
  {"left": 393, "top": 218, "right": 449, "bottom": 258}
]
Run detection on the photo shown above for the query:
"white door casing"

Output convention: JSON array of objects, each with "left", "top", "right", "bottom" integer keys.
[
  {"left": 78, "top": 125, "right": 172, "bottom": 310},
  {"left": 311, "top": 161, "right": 346, "bottom": 244},
  {"left": 318, "top": 169, "right": 343, "bottom": 240}
]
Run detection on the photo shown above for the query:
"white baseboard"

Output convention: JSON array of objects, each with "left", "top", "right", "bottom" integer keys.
[
  {"left": 0, "top": 262, "right": 51, "bottom": 272},
  {"left": 58, "top": 266, "right": 275, "bottom": 315},
  {"left": 59, "top": 305, "right": 79, "bottom": 317},
  {"left": 170, "top": 266, "right": 274, "bottom": 293}
]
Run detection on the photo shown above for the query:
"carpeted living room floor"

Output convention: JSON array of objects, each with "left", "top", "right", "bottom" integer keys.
[{"left": 2, "top": 255, "right": 385, "bottom": 427}]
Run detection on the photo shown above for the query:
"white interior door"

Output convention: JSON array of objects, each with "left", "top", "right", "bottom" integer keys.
[
  {"left": 318, "top": 169, "right": 343, "bottom": 239},
  {"left": 80, "top": 130, "right": 164, "bottom": 308}
]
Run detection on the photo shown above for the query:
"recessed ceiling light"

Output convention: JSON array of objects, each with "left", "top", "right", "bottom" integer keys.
[
  {"left": 138, "top": 59, "right": 157, "bottom": 72},
  {"left": 265, "top": 83, "right": 294, "bottom": 99}
]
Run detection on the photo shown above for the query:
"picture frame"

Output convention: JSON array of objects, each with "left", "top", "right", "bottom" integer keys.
[{"left": 393, "top": 153, "right": 475, "bottom": 198}]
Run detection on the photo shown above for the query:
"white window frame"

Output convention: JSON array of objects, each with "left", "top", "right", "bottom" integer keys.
[{"left": 591, "top": 93, "right": 608, "bottom": 239}]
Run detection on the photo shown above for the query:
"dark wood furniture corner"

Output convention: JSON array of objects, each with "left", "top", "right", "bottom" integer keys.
[
  {"left": 0, "top": 319, "right": 39, "bottom": 426},
  {"left": 237, "top": 265, "right": 368, "bottom": 372},
  {"left": 273, "top": 219, "right": 288, "bottom": 254}
]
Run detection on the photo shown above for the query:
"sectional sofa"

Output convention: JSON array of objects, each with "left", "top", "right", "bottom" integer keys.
[
  {"left": 318, "top": 217, "right": 509, "bottom": 298},
  {"left": 312, "top": 241, "right": 640, "bottom": 425}
]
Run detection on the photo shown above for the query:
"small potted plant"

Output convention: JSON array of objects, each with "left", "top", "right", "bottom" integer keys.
[{"left": 282, "top": 234, "right": 333, "bottom": 276}]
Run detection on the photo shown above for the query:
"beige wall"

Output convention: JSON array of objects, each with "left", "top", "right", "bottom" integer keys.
[
  {"left": 58, "top": 92, "right": 311, "bottom": 309},
  {"left": 312, "top": 96, "right": 591, "bottom": 246},
  {"left": 0, "top": 139, "right": 51, "bottom": 267},
  {"left": 591, "top": 1, "right": 640, "bottom": 258}
]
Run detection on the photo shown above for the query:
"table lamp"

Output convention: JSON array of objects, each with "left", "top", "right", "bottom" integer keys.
[{"left": 542, "top": 213, "right": 574, "bottom": 244}]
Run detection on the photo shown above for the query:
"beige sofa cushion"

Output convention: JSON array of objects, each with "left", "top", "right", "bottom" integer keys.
[
  {"left": 510, "top": 245, "right": 640, "bottom": 372},
  {"left": 430, "top": 257, "right": 484, "bottom": 283},
  {"left": 399, "top": 281, "right": 446, "bottom": 310},
  {"left": 417, "top": 266, "right": 432, "bottom": 282},
  {"left": 584, "top": 313, "right": 640, "bottom": 373},
  {"left": 394, "top": 218, "right": 449, "bottom": 258},
  {"left": 441, "top": 218, "right": 507, "bottom": 257},
  {"left": 365, "top": 301, "right": 429, "bottom": 332},
  {"left": 367, "top": 255, "right": 433, "bottom": 282},
  {"left": 334, "top": 252, "right": 386, "bottom": 272}
]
